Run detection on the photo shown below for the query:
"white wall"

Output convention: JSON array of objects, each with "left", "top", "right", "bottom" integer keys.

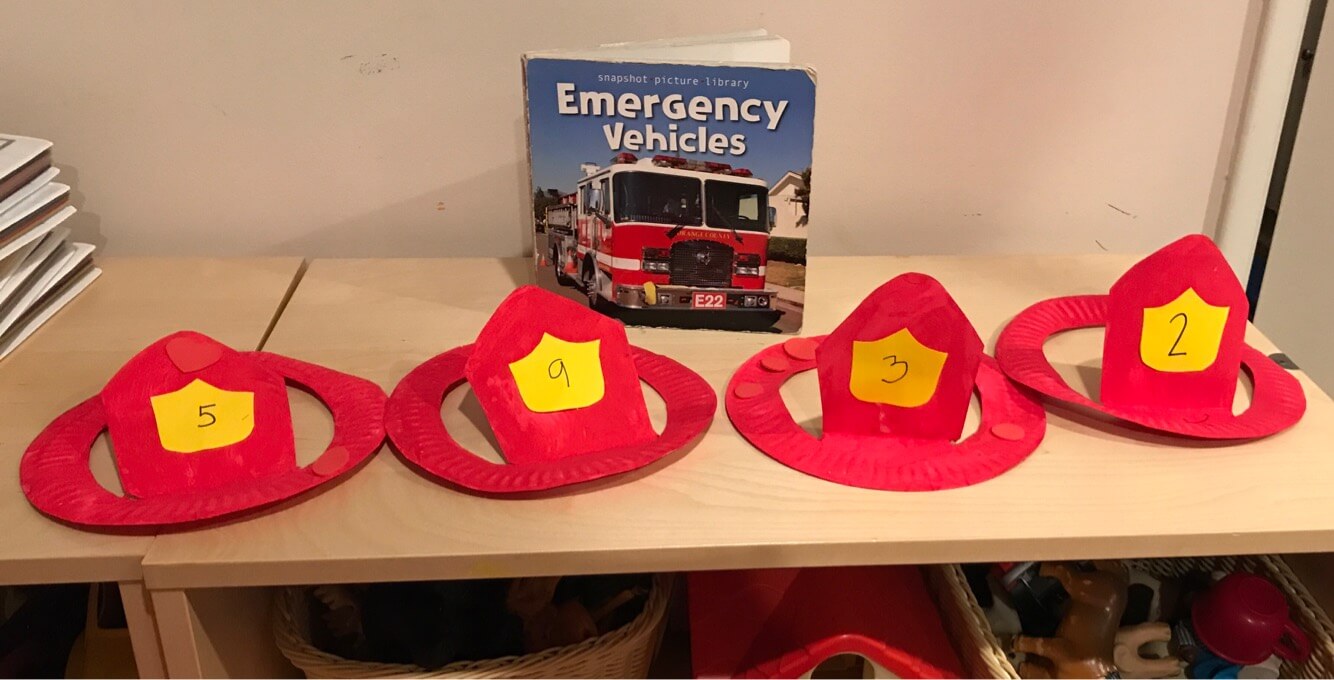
[
  {"left": 1255, "top": 4, "right": 1334, "bottom": 392},
  {"left": 0, "top": 0, "right": 1257, "bottom": 258}
]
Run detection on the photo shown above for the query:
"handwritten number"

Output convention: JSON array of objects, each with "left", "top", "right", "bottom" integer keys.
[
  {"left": 1168, "top": 313, "right": 1188, "bottom": 357},
  {"left": 881, "top": 355, "right": 909, "bottom": 384},
  {"left": 197, "top": 403, "right": 217, "bottom": 428},
  {"left": 548, "top": 359, "right": 571, "bottom": 387}
]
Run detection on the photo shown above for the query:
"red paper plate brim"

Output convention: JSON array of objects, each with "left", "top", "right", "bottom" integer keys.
[
  {"left": 995, "top": 294, "right": 1306, "bottom": 439},
  {"left": 20, "top": 352, "right": 387, "bottom": 530},
  {"left": 385, "top": 344, "right": 716, "bottom": 494},
  {"left": 725, "top": 337, "right": 1046, "bottom": 491}
]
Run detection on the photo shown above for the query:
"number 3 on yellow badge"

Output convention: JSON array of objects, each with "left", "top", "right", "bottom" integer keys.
[
  {"left": 849, "top": 328, "right": 948, "bottom": 408},
  {"left": 509, "top": 333, "right": 605, "bottom": 413},
  {"left": 149, "top": 379, "right": 255, "bottom": 453},
  {"left": 1140, "top": 288, "right": 1230, "bottom": 372}
]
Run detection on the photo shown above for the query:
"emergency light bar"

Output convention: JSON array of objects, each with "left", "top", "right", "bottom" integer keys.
[{"left": 640, "top": 154, "right": 755, "bottom": 177}]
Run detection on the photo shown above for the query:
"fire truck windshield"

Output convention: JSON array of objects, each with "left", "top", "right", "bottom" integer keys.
[
  {"left": 613, "top": 172, "right": 702, "bottom": 227},
  {"left": 705, "top": 180, "right": 769, "bottom": 232}
]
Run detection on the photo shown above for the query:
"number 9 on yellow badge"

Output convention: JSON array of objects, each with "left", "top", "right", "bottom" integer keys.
[
  {"left": 149, "top": 379, "right": 256, "bottom": 453},
  {"left": 508, "top": 333, "right": 605, "bottom": 413}
]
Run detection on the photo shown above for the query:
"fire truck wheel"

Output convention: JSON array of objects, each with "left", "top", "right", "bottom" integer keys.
[
  {"left": 553, "top": 245, "right": 574, "bottom": 286},
  {"left": 581, "top": 263, "right": 603, "bottom": 310}
]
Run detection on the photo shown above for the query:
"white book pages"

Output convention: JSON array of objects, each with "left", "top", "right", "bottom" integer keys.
[
  {"left": 0, "top": 265, "right": 100, "bottom": 360},
  {"left": 0, "top": 204, "right": 75, "bottom": 264},
  {"left": 0, "top": 182, "right": 69, "bottom": 234},
  {"left": 529, "top": 30, "right": 791, "bottom": 65},
  {"left": 0, "top": 134, "right": 52, "bottom": 178},
  {"left": 0, "top": 239, "right": 44, "bottom": 292},
  {"left": 0, "top": 227, "right": 70, "bottom": 307},
  {"left": 0, "top": 167, "right": 59, "bottom": 216},
  {"left": 0, "top": 240, "right": 94, "bottom": 337}
]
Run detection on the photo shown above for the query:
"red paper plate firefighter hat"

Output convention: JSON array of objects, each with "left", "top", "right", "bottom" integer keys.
[
  {"left": 21, "top": 331, "right": 387, "bottom": 530},
  {"left": 688, "top": 566, "right": 966, "bottom": 678},
  {"left": 726, "top": 273, "right": 1045, "bottom": 491},
  {"left": 385, "top": 285, "right": 715, "bottom": 494},
  {"left": 995, "top": 235, "right": 1305, "bottom": 439}
]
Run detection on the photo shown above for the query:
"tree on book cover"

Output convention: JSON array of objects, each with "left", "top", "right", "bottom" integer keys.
[{"left": 523, "top": 57, "right": 816, "bottom": 333}]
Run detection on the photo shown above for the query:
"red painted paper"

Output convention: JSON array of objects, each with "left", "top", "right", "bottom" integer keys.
[
  {"left": 727, "top": 273, "right": 1044, "bottom": 491},
  {"left": 101, "top": 331, "right": 295, "bottom": 498},
  {"left": 994, "top": 235, "right": 1306, "bottom": 439},
  {"left": 817, "top": 273, "right": 983, "bottom": 441},
  {"left": 22, "top": 333, "right": 388, "bottom": 530},
  {"left": 688, "top": 566, "right": 964, "bottom": 678},
  {"left": 464, "top": 285, "right": 655, "bottom": 464},
  {"left": 1101, "top": 234, "right": 1248, "bottom": 413}
]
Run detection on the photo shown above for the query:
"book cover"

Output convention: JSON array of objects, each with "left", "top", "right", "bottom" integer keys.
[
  {"left": 523, "top": 56, "right": 815, "bottom": 333},
  {"left": 0, "top": 134, "right": 53, "bottom": 202}
]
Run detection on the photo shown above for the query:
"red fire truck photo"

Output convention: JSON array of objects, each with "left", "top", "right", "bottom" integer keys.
[{"left": 544, "top": 152, "right": 782, "bottom": 331}]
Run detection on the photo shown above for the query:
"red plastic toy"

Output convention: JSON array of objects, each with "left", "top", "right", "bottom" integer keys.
[
  {"left": 385, "top": 285, "right": 715, "bottom": 494},
  {"left": 996, "top": 235, "right": 1306, "bottom": 439},
  {"left": 726, "top": 273, "right": 1045, "bottom": 491},
  {"left": 688, "top": 566, "right": 965, "bottom": 678},
  {"left": 21, "top": 331, "right": 387, "bottom": 530}
]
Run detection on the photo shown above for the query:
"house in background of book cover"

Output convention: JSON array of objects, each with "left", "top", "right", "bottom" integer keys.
[
  {"left": 0, "top": 134, "right": 101, "bottom": 359},
  {"left": 523, "top": 31, "right": 815, "bottom": 333}
]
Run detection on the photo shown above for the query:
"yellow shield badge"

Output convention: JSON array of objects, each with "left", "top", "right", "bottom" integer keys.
[
  {"left": 1140, "top": 287, "right": 1231, "bottom": 373},
  {"left": 849, "top": 328, "right": 949, "bottom": 408},
  {"left": 508, "top": 333, "right": 605, "bottom": 413},
  {"left": 149, "top": 379, "right": 256, "bottom": 454}
]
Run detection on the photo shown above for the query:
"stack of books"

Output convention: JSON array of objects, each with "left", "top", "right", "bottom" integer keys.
[{"left": 0, "top": 134, "right": 101, "bottom": 359}]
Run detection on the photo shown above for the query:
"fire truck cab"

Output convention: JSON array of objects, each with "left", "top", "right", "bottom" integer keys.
[{"left": 547, "top": 152, "right": 782, "bottom": 329}]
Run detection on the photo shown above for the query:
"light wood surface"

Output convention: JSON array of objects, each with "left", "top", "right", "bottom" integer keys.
[
  {"left": 141, "top": 255, "right": 1334, "bottom": 589},
  {"left": 119, "top": 580, "right": 167, "bottom": 678},
  {"left": 152, "top": 586, "right": 299, "bottom": 679},
  {"left": 0, "top": 257, "right": 301, "bottom": 584}
]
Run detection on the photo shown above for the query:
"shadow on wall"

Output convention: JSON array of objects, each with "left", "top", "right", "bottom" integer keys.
[
  {"left": 55, "top": 165, "right": 108, "bottom": 251},
  {"left": 264, "top": 158, "right": 533, "bottom": 259}
]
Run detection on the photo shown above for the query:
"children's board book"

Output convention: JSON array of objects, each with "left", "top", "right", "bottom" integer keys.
[{"left": 523, "top": 30, "right": 816, "bottom": 333}]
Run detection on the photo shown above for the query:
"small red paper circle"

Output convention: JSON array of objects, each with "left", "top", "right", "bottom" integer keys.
[
  {"left": 310, "top": 446, "right": 350, "bottom": 477},
  {"left": 990, "top": 423, "right": 1025, "bottom": 441},
  {"left": 761, "top": 354, "right": 791, "bottom": 372},
  {"left": 733, "top": 382, "right": 764, "bottom": 399},
  {"left": 164, "top": 335, "right": 223, "bottom": 373},
  {"left": 783, "top": 337, "right": 819, "bottom": 362}
]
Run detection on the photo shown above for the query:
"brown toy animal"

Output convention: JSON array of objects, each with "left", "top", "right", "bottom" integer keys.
[{"left": 1014, "top": 561, "right": 1129, "bottom": 679}]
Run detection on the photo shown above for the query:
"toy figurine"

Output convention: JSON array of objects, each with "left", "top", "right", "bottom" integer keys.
[
  {"left": 1013, "top": 561, "right": 1129, "bottom": 679},
  {"left": 1113, "top": 622, "right": 1184, "bottom": 678}
]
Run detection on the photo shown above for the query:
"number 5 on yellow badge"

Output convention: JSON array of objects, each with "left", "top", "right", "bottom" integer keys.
[
  {"left": 1140, "top": 288, "right": 1230, "bottom": 373},
  {"left": 149, "top": 379, "right": 255, "bottom": 453},
  {"left": 508, "top": 333, "right": 605, "bottom": 413}
]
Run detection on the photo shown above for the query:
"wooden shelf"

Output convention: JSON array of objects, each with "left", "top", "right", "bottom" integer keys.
[
  {"left": 0, "top": 257, "right": 301, "bottom": 585},
  {"left": 138, "top": 255, "right": 1334, "bottom": 591},
  {"left": 0, "top": 256, "right": 302, "bottom": 678}
]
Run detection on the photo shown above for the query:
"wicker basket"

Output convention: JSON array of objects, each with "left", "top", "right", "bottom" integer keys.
[
  {"left": 273, "top": 574, "right": 672, "bottom": 678},
  {"left": 927, "top": 556, "right": 1334, "bottom": 679}
]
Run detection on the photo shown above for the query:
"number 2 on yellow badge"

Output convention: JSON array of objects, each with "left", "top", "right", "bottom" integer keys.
[
  {"left": 849, "top": 328, "right": 948, "bottom": 408},
  {"left": 508, "top": 333, "right": 605, "bottom": 413},
  {"left": 149, "top": 379, "right": 255, "bottom": 453},
  {"left": 1140, "top": 288, "right": 1230, "bottom": 372}
]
